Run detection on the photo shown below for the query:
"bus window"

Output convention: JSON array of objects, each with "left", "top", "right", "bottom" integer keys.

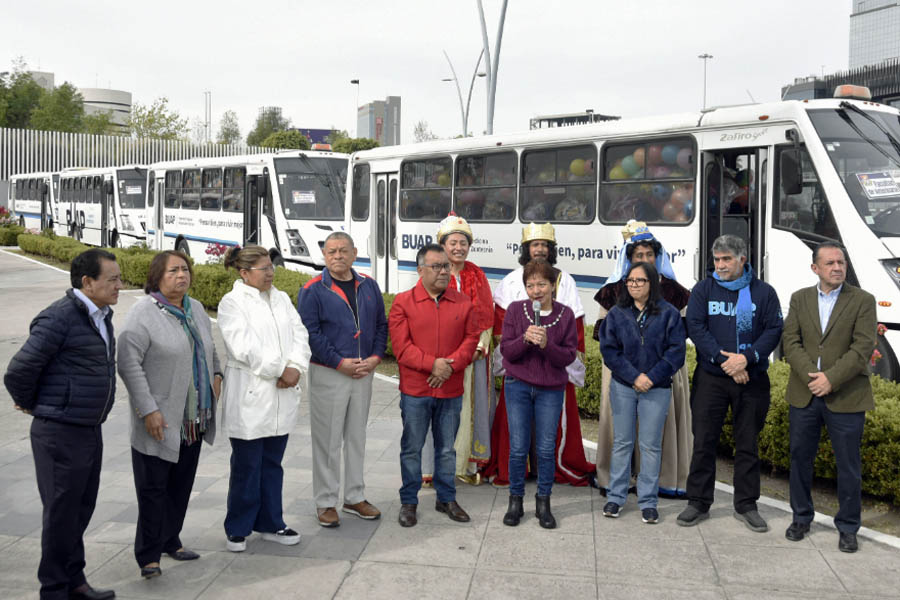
[
  {"left": 148, "top": 173, "right": 155, "bottom": 208},
  {"left": 223, "top": 167, "right": 245, "bottom": 212},
  {"left": 182, "top": 169, "right": 200, "bottom": 210},
  {"left": 454, "top": 151, "right": 516, "bottom": 222},
  {"left": 78, "top": 177, "right": 86, "bottom": 204},
  {"left": 118, "top": 168, "right": 147, "bottom": 209},
  {"left": 201, "top": 168, "right": 223, "bottom": 211},
  {"left": 399, "top": 157, "right": 451, "bottom": 221},
  {"left": 600, "top": 138, "right": 695, "bottom": 224},
  {"left": 521, "top": 145, "right": 595, "bottom": 223},
  {"left": 774, "top": 146, "right": 839, "bottom": 240},
  {"left": 28, "top": 179, "right": 36, "bottom": 201},
  {"left": 165, "top": 171, "right": 181, "bottom": 208},
  {"left": 14, "top": 179, "right": 23, "bottom": 200},
  {"left": 352, "top": 164, "right": 370, "bottom": 221},
  {"left": 94, "top": 176, "right": 103, "bottom": 204},
  {"left": 273, "top": 157, "right": 345, "bottom": 220}
]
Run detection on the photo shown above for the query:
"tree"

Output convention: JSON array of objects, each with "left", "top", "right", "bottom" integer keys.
[
  {"left": 82, "top": 110, "right": 118, "bottom": 135},
  {"left": 29, "top": 82, "right": 84, "bottom": 133},
  {"left": 247, "top": 107, "right": 290, "bottom": 146},
  {"left": 260, "top": 130, "right": 310, "bottom": 150},
  {"left": 413, "top": 120, "right": 437, "bottom": 142},
  {"left": 332, "top": 137, "right": 380, "bottom": 154},
  {"left": 325, "top": 128, "right": 349, "bottom": 146},
  {"left": 217, "top": 109, "right": 241, "bottom": 144},
  {"left": 1, "top": 61, "right": 46, "bottom": 129},
  {"left": 188, "top": 116, "right": 209, "bottom": 145},
  {"left": 128, "top": 96, "right": 188, "bottom": 140}
]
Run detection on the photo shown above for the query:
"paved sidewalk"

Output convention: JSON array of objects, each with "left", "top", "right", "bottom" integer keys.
[{"left": 0, "top": 248, "right": 899, "bottom": 599}]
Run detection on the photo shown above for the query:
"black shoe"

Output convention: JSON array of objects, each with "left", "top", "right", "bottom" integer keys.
[
  {"left": 641, "top": 508, "right": 659, "bottom": 524},
  {"left": 676, "top": 505, "right": 709, "bottom": 527},
  {"left": 733, "top": 509, "right": 768, "bottom": 533},
  {"left": 226, "top": 535, "right": 246, "bottom": 552},
  {"left": 839, "top": 532, "right": 859, "bottom": 553},
  {"left": 140, "top": 565, "right": 162, "bottom": 579},
  {"left": 69, "top": 584, "right": 116, "bottom": 600},
  {"left": 785, "top": 521, "right": 810, "bottom": 542},
  {"left": 503, "top": 495, "right": 524, "bottom": 526},
  {"left": 435, "top": 500, "right": 470, "bottom": 522},
  {"left": 535, "top": 494, "right": 556, "bottom": 529},
  {"left": 602, "top": 502, "right": 620, "bottom": 518},
  {"left": 166, "top": 548, "right": 200, "bottom": 561},
  {"left": 399, "top": 503, "right": 418, "bottom": 527}
]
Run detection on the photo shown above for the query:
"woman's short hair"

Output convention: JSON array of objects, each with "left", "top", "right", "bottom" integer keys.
[
  {"left": 224, "top": 245, "right": 269, "bottom": 271},
  {"left": 616, "top": 261, "right": 662, "bottom": 313},
  {"left": 144, "top": 250, "right": 192, "bottom": 294},
  {"left": 522, "top": 258, "right": 558, "bottom": 287}
]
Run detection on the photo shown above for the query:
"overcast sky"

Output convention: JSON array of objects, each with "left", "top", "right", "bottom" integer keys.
[{"left": 3, "top": 0, "right": 852, "bottom": 144}]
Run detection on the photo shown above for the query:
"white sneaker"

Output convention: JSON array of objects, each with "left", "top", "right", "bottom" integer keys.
[
  {"left": 226, "top": 535, "right": 246, "bottom": 552},
  {"left": 261, "top": 527, "right": 301, "bottom": 546}
]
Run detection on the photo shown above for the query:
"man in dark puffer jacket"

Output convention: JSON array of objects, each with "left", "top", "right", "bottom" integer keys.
[{"left": 4, "top": 248, "right": 122, "bottom": 600}]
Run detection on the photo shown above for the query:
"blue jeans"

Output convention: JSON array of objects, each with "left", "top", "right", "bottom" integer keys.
[
  {"left": 608, "top": 379, "right": 671, "bottom": 509},
  {"left": 399, "top": 393, "right": 462, "bottom": 504},
  {"left": 504, "top": 377, "right": 564, "bottom": 497},
  {"left": 224, "top": 435, "right": 289, "bottom": 537}
]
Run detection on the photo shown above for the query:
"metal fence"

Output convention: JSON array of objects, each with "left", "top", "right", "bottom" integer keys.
[{"left": 0, "top": 127, "right": 265, "bottom": 180}]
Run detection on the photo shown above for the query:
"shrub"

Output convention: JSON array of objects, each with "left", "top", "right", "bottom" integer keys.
[
  {"left": 383, "top": 293, "right": 396, "bottom": 357},
  {"left": 190, "top": 264, "right": 240, "bottom": 310},
  {"left": 273, "top": 267, "right": 312, "bottom": 306},
  {"left": 0, "top": 225, "right": 25, "bottom": 246}
]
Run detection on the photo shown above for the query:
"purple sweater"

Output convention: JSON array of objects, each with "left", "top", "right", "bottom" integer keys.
[{"left": 500, "top": 300, "right": 578, "bottom": 390}]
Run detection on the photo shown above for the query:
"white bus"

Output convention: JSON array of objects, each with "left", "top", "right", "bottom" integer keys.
[
  {"left": 57, "top": 165, "right": 148, "bottom": 247},
  {"left": 8, "top": 171, "right": 57, "bottom": 231},
  {"left": 346, "top": 87, "right": 900, "bottom": 381},
  {"left": 145, "top": 150, "right": 348, "bottom": 269}
]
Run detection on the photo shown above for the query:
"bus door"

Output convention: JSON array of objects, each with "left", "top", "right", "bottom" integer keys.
[
  {"left": 700, "top": 147, "right": 768, "bottom": 278},
  {"left": 372, "top": 172, "right": 399, "bottom": 294},
  {"left": 245, "top": 175, "right": 261, "bottom": 246},
  {"left": 40, "top": 178, "right": 50, "bottom": 230},
  {"left": 149, "top": 173, "right": 165, "bottom": 250},
  {"left": 101, "top": 177, "right": 114, "bottom": 247}
]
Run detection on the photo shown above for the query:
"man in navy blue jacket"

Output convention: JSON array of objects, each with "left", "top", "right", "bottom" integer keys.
[
  {"left": 298, "top": 232, "right": 388, "bottom": 528},
  {"left": 4, "top": 249, "right": 122, "bottom": 600},
  {"left": 677, "top": 235, "right": 783, "bottom": 533}
]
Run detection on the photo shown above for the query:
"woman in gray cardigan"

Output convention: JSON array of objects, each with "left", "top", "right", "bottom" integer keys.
[{"left": 118, "top": 251, "right": 222, "bottom": 579}]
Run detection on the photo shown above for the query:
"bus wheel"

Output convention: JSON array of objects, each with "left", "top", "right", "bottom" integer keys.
[
  {"left": 176, "top": 239, "right": 190, "bottom": 257},
  {"left": 271, "top": 253, "right": 285, "bottom": 269},
  {"left": 112, "top": 233, "right": 124, "bottom": 249}
]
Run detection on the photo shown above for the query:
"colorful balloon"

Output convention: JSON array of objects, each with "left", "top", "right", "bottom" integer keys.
[
  {"left": 661, "top": 145, "right": 679, "bottom": 165},
  {"left": 647, "top": 145, "right": 662, "bottom": 167},
  {"left": 663, "top": 201, "right": 682, "bottom": 221},
  {"left": 633, "top": 147, "right": 645, "bottom": 167},
  {"left": 652, "top": 166, "right": 672, "bottom": 178},
  {"left": 621, "top": 155, "right": 640, "bottom": 176},
  {"left": 670, "top": 186, "right": 692, "bottom": 206},
  {"left": 570, "top": 158, "right": 586, "bottom": 177},
  {"left": 652, "top": 184, "right": 670, "bottom": 202},
  {"left": 437, "top": 173, "right": 451, "bottom": 186},
  {"left": 609, "top": 165, "right": 628, "bottom": 180},
  {"left": 676, "top": 147, "right": 692, "bottom": 171}
]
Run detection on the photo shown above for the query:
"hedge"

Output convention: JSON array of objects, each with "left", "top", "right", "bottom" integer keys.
[
  {"left": 12, "top": 233, "right": 900, "bottom": 503},
  {"left": 0, "top": 225, "right": 25, "bottom": 246}
]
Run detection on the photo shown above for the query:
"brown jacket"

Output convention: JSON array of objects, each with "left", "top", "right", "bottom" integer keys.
[{"left": 782, "top": 283, "right": 876, "bottom": 412}]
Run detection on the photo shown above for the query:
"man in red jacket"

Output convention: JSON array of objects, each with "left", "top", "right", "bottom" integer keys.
[{"left": 389, "top": 243, "right": 481, "bottom": 527}]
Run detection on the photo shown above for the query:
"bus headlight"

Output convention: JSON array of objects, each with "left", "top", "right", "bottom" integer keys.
[
  {"left": 881, "top": 259, "right": 900, "bottom": 290},
  {"left": 286, "top": 229, "right": 309, "bottom": 256}
]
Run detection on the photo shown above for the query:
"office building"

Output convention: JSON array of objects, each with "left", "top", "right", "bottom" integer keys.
[
  {"left": 357, "top": 96, "right": 401, "bottom": 146},
  {"left": 850, "top": 0, "right": 900, "bottom": 69}
]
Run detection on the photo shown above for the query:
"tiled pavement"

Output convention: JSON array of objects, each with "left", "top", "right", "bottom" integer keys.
[{"left": 1, "top": 248, "right": 899, "bottom": 599}]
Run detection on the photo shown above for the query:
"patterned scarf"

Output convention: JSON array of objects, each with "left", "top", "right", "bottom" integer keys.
[
  {"left": 713, "top": 264, "right": 754, "bottom": 353},
  {"left": 150, "top": 292, "right": 213, "bottom": 443}
]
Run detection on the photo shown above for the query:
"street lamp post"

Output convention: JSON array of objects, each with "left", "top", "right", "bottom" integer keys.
[
  {"left": 350, "top": 79, "right": 360, "bottom": 137},
  {"left": 442, "top": 49, "right": 485, "bottom": 137},
  {"left": 698, "top": 53, "right": 713, "bottom": 110}
]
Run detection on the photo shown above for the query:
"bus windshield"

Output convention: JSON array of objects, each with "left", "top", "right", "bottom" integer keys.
[
  {"left": 273, "top": 156, "right": 347, "bottom": 221},
  {"left": 117, "top": 168, "right": 147, "bottom": 209},
  {"left": 808, "top": 107, "right": 900, "bottom": 237}
]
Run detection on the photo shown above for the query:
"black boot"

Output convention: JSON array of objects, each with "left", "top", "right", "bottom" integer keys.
[
  {"left": 503, "top": 495, "right": 524, "bottom": 526},
  {"left": 535, "top": 494, "right": 556, "bottom": 529}
]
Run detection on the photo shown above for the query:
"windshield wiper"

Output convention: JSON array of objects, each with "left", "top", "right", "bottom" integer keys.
[{"left": 838, "top": 101, "right": 900, "bottom": 166}]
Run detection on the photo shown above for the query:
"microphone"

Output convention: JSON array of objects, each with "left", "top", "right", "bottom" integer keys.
[{"left": 532, "top": 300, "right": 542, "bottom": 327}]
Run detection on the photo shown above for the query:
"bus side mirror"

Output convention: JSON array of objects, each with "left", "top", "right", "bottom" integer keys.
[
  {"left": 780, "top": 149, "right": 802, "bottom": 195},
  {"left": 103, "top": 180, "right": 114, "bottom": 196},
  {"left": 257, "top": 175, "right": 268, "bottom": 199}
]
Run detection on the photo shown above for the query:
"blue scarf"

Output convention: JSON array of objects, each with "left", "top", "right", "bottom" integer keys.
[
  {"left": 150, "top": 293, "right": 213, "bottom": 443},
  {"left": 713, "top": 265, "right": 754, "bottom": 353}
]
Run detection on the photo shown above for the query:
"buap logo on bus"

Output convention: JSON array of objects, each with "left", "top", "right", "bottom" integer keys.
[{"left": 401, "top": 234, "right": 434, "bottom": 249}]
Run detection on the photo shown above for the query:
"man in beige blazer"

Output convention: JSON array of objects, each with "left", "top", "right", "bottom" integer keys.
[{"left": 782, "top": 241, "right": 876, "bottom": 553}]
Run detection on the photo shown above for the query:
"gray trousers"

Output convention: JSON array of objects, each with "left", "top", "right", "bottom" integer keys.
[{"left": 309, "top": 363, "right": 373, "bottom": 508}]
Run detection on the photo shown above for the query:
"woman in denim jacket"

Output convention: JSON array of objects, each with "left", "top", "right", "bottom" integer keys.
[{"left": 598, "top": 261, "right": 686, "bottom": 523}]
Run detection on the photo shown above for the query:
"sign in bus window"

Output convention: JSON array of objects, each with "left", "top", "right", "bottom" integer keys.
[
  {"left": 454, "top": 152, "right": 516, "bottom": 222},
  {"left": 600, "top": 138, "right": 695, "bottom": 224},
  {"left": 520, "top": 145, "right": 596, "bottom": 223}
]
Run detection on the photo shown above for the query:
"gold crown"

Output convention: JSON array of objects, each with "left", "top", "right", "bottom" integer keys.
[
  {"left": 521, "top": 222, "right": 556, "bottom": 244},
  {"left": 621, "top": 219, "right": 653, "bottom": 243},
  {"left": 436, "top": 212, "right": 473, "bottom": 244}
]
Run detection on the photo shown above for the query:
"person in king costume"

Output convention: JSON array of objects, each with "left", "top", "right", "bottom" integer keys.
[
  {"left": 484, "top": 222, "right": 595, "bottom": 486},
  {"left": 592, "top": 220, "right": 692, "bottom": 496},
  {"left": 420, "top": 214, "right": 495, "bottom": 484}
]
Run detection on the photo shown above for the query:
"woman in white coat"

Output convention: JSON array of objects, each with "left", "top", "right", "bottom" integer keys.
[{"left": 218, "top": 245, "right": 311, "bottom": 552}]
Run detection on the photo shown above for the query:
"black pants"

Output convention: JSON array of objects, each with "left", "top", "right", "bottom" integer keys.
[
  {"left": 686, "top": 367, "right": 770, "bottom": 513},
  {"left": 30, "top": 418, "right": 103, "bottom": 600},
  {"left": 789, "top": 396, "right": 865, "bottom": 533},
  {"left": 132, "top": 440, "right": 203, "bottom": 566}
]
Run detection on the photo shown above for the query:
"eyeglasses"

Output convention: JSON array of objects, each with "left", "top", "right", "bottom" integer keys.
[
  {"left": 247, "top": 265, "right": 275, "bottom": 272},
  {"left": 625, "top": 277, "right": 649, "bottom": 286},
  {"left": 423, "top": 262, "right": 452, "bottom": 273}
]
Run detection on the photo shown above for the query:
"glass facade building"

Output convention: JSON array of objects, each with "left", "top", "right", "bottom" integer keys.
[{"left": 850, "top": 0, "right": 900, "bottom": 68}]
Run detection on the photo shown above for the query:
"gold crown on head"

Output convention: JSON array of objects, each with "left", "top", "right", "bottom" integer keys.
[
  {"left": 621, "top": 219, "right": 653, "bottom": 243},
  {"left": 437, "top": 212, "right": 473, "bottom": 244},
  {"left": 521, "top": 222, "right": 556, "bottom": 244}
]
